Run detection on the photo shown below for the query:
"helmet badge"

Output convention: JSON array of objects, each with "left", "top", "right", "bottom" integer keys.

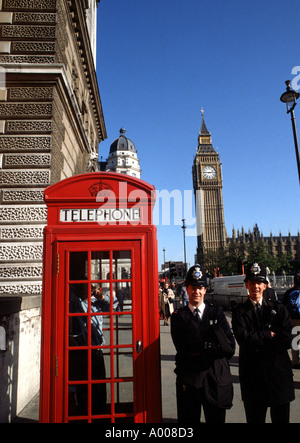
[
  {"left": 251, "top": 263, "right": 261, "bottom": 275},
  {"left": 192, "top": 267, "right": 203, "bottom": 280}
]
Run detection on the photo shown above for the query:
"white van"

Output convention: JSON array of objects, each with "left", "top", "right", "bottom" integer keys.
[{"left": 206, "top": 275, "right": 248, "bottom": 310}]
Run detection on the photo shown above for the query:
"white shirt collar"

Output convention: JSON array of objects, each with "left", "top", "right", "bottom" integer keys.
[
  {"left": 188, "top": 302, "right": 205, "bottom": 318},
  {"left": 249, "top": 297, "right": 263, "bottom": 307}
]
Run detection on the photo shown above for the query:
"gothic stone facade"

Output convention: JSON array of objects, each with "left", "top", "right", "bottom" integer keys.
[
  {"left": 231, "top": 225, "right": 300, "bottom": 265},
  {"left": 0, "top": 0, "right": 106, "bottom": 421}
]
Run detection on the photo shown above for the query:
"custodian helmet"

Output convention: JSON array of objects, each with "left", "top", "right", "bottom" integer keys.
[
  {"left": 185, "top": 264, "right": 207, "bottom": 287},
  {"left": 244, "top": 262, "right": 268, "bottom": 284}
]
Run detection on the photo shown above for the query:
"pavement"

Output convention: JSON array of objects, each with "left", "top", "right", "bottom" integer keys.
[{"left": 13, "top": 313, "right": 300, "bottom": 423}]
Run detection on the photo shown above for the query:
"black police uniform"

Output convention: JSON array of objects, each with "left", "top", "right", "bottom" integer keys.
[
  {"left": 171, "top": 265, "right": 235, "bottom": 423},
  {"left": 232, "top": 262, "right": 295, "bottom": 423}
]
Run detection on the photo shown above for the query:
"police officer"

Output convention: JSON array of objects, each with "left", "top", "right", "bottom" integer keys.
[
  {"left": 171, "top": 264, "right": 235, "bottom": 423},
  {"left": 232, "top": 262, "right": 295, "bottom": 423}
]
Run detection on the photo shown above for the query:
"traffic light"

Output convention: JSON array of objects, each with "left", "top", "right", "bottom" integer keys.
[{"left": 169, "top": 261, "right": 177, "bottom": 279}]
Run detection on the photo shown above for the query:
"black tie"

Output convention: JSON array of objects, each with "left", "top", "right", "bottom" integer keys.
[
  {"left": 256, "top": 303, "right": 262, "bottom": 320},
  {"left": 194, "top": 308, "right": 201, "bottom": 323}
]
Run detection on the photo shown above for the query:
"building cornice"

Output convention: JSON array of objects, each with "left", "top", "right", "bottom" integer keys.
[{"left": 66, "top": 0, "right": 107, "bottom": 141}]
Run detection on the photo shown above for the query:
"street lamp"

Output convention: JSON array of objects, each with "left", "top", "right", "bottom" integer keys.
[
  {"left": 181, "top": 219, "right": 187, "bottom": 278},
  {"left": 280, "top": 80, "right": 300, "bottom": 185}
]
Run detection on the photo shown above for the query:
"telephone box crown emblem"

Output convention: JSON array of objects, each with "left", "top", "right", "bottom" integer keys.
[{"left": 89, "top": 180, "right": 113, "bottom": 197}]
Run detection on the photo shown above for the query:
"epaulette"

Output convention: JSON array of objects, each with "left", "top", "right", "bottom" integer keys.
[
  {"left": 209, "top": 303, "right": 222, "bottom": 311},
  {"left": 266, "top": 297, "right": 282, "bottom": 305}
]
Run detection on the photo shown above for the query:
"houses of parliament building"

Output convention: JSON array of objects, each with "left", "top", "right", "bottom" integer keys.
[{"left": 193, "top": 111, "right": 300, "bottom": 268}]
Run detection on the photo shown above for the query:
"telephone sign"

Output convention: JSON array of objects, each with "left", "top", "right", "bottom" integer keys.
[
  {"left": 40, "top": 172, "right": 162, "bottom": 423},
  {"left": 59, "top": 207, "right": 141, "bottom": 223}
]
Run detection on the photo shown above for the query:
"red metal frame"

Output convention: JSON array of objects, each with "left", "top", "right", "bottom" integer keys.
[{"left": 40, "top": 173, "right": 162, "bottom": 423}]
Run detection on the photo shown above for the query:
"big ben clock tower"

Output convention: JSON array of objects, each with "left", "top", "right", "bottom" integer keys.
[{"left": 192, "top": 110, "right": 227, "bottom": 265}]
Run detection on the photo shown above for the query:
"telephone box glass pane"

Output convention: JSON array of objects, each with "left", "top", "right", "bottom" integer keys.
[
  {"left": 114, "top": 315, "right": 133, "bottom": 345},
  {"left": 90, "top": 314, "right": 110, "bottom": 346},
  {"left": 114, "top": 382, "right": 134, "bottom": 412},
  {"left": 101, "top": 316, "right": 111, "bottom": 346},
  {"left": 68, "top": 350, "right": 88, "bottom": 380},
  {"left": 90, "top": 315, "right": 105, "bottom": 346},
  {"left": 69, "top": 252, "right": 88, "bottom": 280},
  {"left": 100, "top": 350, "right": 111, "bottom": 379},
  {"left": 69, "top": 284, "right": 89, "bottom": 347},
  {"left": 91, "top": 251, "right": 109, "bottom": 280},
  {"left": 91, "top": 383, "right": 110, "bottom": 418},
  {"left": 114, "top": 348, "right": 133, "bottom": 378},
  {"left": 68, "top": 384, "right": 88, "bottom": 417},
  {"left": 91, "top": 284, "right": 110, "bottom": 312},
  {"left": 100, "top": 283, "right": 119, "bottom": 311},
  {"left": 69, "top": 283, "right": 88, "bottom": 313},
  {"left": 91, "top": 383, "right": 108, "bottom": 415},
  {"left": 113, "top": 251, "right": 131, "bottom": 280},
  {"left": 91, "top": 348, "right": 106, "bottom": 382},
  {"left": 115, "top": 282, "right": 132, "bottom": 311},
  {"left": 69, "top": 317, "right": 88, "bottom": 347}
]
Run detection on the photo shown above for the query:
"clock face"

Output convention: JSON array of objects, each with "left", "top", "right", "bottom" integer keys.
[{"left": 203, "top": 166, "right": 216, "bottom": 179}]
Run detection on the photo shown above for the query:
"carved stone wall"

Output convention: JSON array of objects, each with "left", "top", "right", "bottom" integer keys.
[
  {"left": 0, "top": 0, "right": 106, "bottom": 419},
  {"left": 0, "top": 0, "right": 106, "bottom": 298},
  {"left": 0, "top": 0, "right": 53, "bottom": 299}
]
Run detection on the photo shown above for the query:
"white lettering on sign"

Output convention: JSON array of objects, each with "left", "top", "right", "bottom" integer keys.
[{"left": 60, "top": 208, "right": 141, "bottom": 223}]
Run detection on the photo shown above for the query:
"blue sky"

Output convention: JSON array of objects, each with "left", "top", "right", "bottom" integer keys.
[{"left": 96, "top": 0, "right": 300, "bottom": 270}]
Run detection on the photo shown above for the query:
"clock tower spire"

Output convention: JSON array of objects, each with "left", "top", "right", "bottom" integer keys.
[
  {"left": 192, "top": 111, "right": 227, "bottom": 267},
  {"left": 198, "top": 108, "right": 215, "bottom": 153}
]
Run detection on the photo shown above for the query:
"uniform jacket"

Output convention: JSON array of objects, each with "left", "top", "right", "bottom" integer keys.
[
  {"left": 171, "top": 303, "right": 235, "bottom": 409},
  {"left": 232, "top": 298, "right": 295, "bottom": 406}
]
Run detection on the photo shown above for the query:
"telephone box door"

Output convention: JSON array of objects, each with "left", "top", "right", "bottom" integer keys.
[{"left": 54, "top": 239, "right": 144, "bottom": 423}]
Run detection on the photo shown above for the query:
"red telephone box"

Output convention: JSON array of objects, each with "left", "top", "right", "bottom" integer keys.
[{"left": 40, "top": 172, "right": 162, "bottom": 423}]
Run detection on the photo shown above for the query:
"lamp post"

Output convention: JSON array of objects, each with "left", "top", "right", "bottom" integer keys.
[
  {"left": 163, "top": 248, "right": 165, "bottom": 271},
  {"left": 181, "top": 219, "right": 187, "bottom": 278},
  {"left": 280, "top": 80, "right": 300, "bottom": 185}
]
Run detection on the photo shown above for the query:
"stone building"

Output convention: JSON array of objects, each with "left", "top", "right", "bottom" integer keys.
[
  {"left": 231, "top": 224, "right": 300, "bottom": 264},
  {"left": 0, "top": 0, "right": 106, "bottom": 422}
]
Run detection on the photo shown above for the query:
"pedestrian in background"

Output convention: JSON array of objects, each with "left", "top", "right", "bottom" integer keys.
[
  {"left": 160, "top": 282, "right": 175, "bottom": 326},
  {"left": 171, "top": 264, "right": 235, "bottom": 423},
  {"left": 232, "top": 262, "right": 295, "bottom": 423},
  {"left": 179, "top": 284, "right": 189, "bottom": 307}
]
